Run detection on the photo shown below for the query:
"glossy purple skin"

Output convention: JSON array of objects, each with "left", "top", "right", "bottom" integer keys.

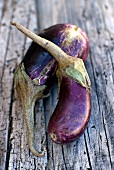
[
  {"left": 23, "top": 24, "right": 89, "bottom": 85},
  {"left": 48, "top": 78, "right": 91, "bottom": 144},
  {"left": 23, "top": 40, "right": 56, "bottom": 85}
]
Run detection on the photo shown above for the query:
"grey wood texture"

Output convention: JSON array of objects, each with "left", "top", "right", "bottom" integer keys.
[{"left": 0, "top": 0, "right": 114, "bottom": 169}]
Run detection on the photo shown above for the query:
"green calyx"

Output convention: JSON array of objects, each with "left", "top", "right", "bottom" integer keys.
[{"left": 64, "top": 58, "right": 91, "bottom": 90}]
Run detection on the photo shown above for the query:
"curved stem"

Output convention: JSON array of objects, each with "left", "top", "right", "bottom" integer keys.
[
  {"left": 15, "top": 63, "right": 46, "bottom": 156},
  {"left": 11, "top": 21, "right": 69, "bottom": 64}
]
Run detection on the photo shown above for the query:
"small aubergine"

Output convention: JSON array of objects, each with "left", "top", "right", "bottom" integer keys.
[{"left": 11, "top": 21, "right": 91, "bottom": 154}]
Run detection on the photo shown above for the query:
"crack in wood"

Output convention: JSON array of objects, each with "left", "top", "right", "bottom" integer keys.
[
  {"left": 101, "top": 111, "right": 112, "bottom": 169},
  {"left": 61, "top": 145, "right": 67, "bottom": 170},
  {"left": 5, "top": 78, "right": 14, "bottom": 170},
  {"left": 84, "top": 134, "right": 92, "bottom": 170}
]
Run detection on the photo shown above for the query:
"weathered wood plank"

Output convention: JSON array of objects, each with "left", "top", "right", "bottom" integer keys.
[
  {"left": 82, "top": 0, "right": 114, "bottom": 169},
  {"left": 0, "top": 0, "right": 47, "bottom": 170},
  {"left": 0, "top": 0, "right": 16, "bottom": 169}
]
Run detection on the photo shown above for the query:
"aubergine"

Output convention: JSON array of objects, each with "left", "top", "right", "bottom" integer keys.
[
  {"left": 48, "top": 78, "right": 91, "bottom": 143},
  {"left": 11, "top": 21, "right": 91, "bottom": 155}
]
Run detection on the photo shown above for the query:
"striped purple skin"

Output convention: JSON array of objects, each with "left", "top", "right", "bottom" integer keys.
[{"left": 23, "top": 24, "right": 89, "bottom": 85}]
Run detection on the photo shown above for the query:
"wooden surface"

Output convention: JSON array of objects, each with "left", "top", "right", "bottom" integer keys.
[{"left": 0, "top": 0, "right": 114, "bottom": 169}]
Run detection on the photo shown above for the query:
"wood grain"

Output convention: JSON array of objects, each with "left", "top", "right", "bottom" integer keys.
[{"left": 0, "top": 0, "right": 114, "bottom": 169}]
